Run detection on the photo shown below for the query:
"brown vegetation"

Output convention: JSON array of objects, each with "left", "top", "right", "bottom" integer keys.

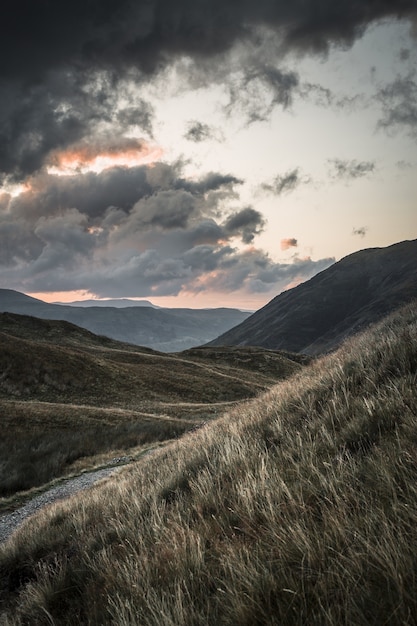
[
  {"left": 0, "top": 313, "right": 300, "bottom": 498},
  {"left": 1, "top": 301, "right": 416, "bottom": 624}
]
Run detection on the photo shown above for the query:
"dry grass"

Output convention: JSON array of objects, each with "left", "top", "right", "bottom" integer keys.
[
  {"left": 0, "top": 313, "right": 300, "bottom": 500},
  {"left": 1, "top": 302, "right": 416, "bottom": 624}
]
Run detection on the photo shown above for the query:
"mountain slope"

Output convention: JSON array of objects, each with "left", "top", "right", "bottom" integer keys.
[
  {"left": 208, "top": 239, "right": 417, "bottom": 354},
  {"left": 1, "top": 301, "right": 416, "bottom": 624},
  {"left": 0, "top": 290, "right": 251, "bottom": 351},
  {"left": 0, "top": 312, "right": 301, "bottom": 494}
]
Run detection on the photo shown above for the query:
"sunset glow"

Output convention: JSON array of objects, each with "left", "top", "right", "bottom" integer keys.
[
  {"left": 2, "top": 181, "right": 32, "bottom": 198},
  {"left": 0, "top": 4, "right": 415, "bottom": 310},
  {"left": 46, "top": 141, "right": 164, "bottom": 176},
  {"left": 27, "top": 290, "right": 97, "bottom": 304}
]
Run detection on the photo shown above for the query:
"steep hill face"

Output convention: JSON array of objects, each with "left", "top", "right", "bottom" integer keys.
[
  {"left": 207, "top": 239, "right": 417, "bottom": 354},
  {"left": 0, "top": 290, "right": 251, "bottom": 352}
]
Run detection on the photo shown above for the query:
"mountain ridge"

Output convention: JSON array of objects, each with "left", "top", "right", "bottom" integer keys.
[
  {"left": 0, "top": 289, "right": 251, "bottom": 352},
  {"left": 207, "top": 239, "right": 417, "bottom": 354}
]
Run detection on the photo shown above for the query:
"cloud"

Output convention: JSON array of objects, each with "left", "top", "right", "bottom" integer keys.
[
  {"left": 281, "top": 238, "right": 298, "bottom": 250},
  {"left": 0, "top": 158, "right": 334, "bottom": 300},
  {"left": 178, "top": 172, "right": 243, "bottom": 196},
  {"left": 116, "top": 102, "right": 155, "bottom": 136},
  {"left": 225, "top": 64, "right": 299, "bottom": 123},
  {"left": 352, "top": 226, "right": 368, "bottom": 237},
  {"left": 0, "top": 72, "right": 159, "bottom": 183},
  {"left": 3, "top": 0, "right": 414, "bottom": 83},
  {"left": 261, "top": 168, "right": 306, "bottom": 195},
  {"left": 184, "top": 121, "right": 222, "bottom": 143},
  {"left": 187, "top": 249, "right": 335, "bottom": 296},
  {"left": 328, "top": 158, "right": 375, "bottom": 180},
  {"left": 126, "top": 190, "right": 198, "bottom": 231},
  {"left": 376, "top": 73, "right": 417, "bottom": 138},
  {"left": 399, "top": 48, "right": 411, "bottom": 61},
  {"left": 223, "top": 207, "right": 266, "bottom": 244},
  {"left": 1, "top": 0, "right": 415, "bottom": 180},
  {"left": 298, "top": 82, "right": 365, "bottom": 110},
  {"left": 46, "top": 137, "right": 159, "bottom": 174},
  {"left": 8, "top": 167, "right": 151, "bottom": 221}
]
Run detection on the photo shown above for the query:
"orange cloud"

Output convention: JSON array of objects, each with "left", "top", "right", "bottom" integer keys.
[
  {"left": 280, "top": 237, "right": 298, "bottom": 251},
  {"left": 47, "top": 138, "right": 164, "bottom": 176}
]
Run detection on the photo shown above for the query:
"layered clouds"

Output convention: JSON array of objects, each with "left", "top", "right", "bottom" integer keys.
[
  {"left": 1, "top": 0, "right": 416, "bottom": 181},
  {"left": 1, "top": 0, "right": 416, "bottom": 305},
  {"left": 0, "top": 162, "right": 334, "bottom": 299}
]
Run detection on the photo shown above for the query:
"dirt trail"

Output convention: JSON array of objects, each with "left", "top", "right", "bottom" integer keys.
[{"left": 0, "top": 458, "right": 132, "bottom": 544}]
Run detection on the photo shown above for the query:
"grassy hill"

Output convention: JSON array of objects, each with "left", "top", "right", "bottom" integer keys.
[
  {"left": 1, "top": 301, "right": 416, "bottom": 624},
  {"left": 208, "top": 238, "right": 417, "bottom": 354},
  {"left": 0, "top": 312, "right": 300, "bottom": 496}
]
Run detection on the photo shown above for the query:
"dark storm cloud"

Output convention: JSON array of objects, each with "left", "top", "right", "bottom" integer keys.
[
  {"left": 0, "top": 74, "right": 155, "bottom": 184},
  {"left": 0, "top": 162, "right": 243, "bottom": 275},
  {"left": 30, "top": 210, "right": 96, "bottom": 274},
  {"left": 223, "top": 207, "right": 266, "bottom": 244},
  {"left": 9, "top": 166, "right": 151, "bottom": 221},
  {"left": 328, "top": 158, "right": 376, "bottom": 180},
  {"left": 3, "top": 0, "right": 415, "bottom": 82},
  {"left": 261, "top": 169, "right": 305, "bottom": 196},
  {"left": 0, "top": 219, "right": 43, "bottom": 266},
  {"left": 376, "top": 73, "right": 417, "bottom": 138},
  {"left": 0, "top": 161, "right": 248, "bottom": 290},
  {"left": 1, "top": 0, "right": 415, "bottom": 180},
  {"left": 130, "top": 190, "right": 197, "bottom": 230},
  {"left": 178, "top": 172, "right": 243, "bottom": 196},
  {"left": 0, "top": 155, "right": 334, "bottom": 298},
  {"left": 6, "top": 162, "right": 241, "bottom": 226}
]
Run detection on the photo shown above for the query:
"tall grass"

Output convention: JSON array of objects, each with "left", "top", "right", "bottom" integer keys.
[
  {"left": 1, "top": 302, "right": 416, "bottom": 624},
  {"left": 0, "top": 404, "right": 193, "bottom": 497}
]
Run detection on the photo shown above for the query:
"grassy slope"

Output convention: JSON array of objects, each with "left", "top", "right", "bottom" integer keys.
[
  {"left": 207, "top": 238, "right": 417, "bottom": 354},
  {"left": 0, "top": 313, "right": 300, "bottom": 497},
  {"left": 0, "top": 301, "right": 416, "bottom": 624}
]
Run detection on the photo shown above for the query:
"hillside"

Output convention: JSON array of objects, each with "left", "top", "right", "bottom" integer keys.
[
  {"left": 208, "top": 238, "right": 417, "bottom": 354},
  {"left": 0, "top": 290, "right": 251, "bottom": 352},
  {"left": 1, "top": 300, "right": 416, "bottom": 624},
  {"left": 0, "top": 312, "right": 300, "bottom": 495}
]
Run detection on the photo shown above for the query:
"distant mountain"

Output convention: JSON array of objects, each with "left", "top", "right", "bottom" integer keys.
[
  {"left": 0, "top": 289, "right": 251, "bottom": 352},
  {"left": 207, "top": 239, "right": 417, "bottom": 354},
  {"left": 61, "top": 298, "right": 158, "bottom": 308}
]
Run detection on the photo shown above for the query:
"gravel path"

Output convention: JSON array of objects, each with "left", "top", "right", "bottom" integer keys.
[{"left": 0, "top": 461, "right": 129, "bottom": 544}]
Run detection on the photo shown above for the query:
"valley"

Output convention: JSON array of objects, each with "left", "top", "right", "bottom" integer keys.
[{"left": 0, "top": 312, "right": 301, "bottom": 499}]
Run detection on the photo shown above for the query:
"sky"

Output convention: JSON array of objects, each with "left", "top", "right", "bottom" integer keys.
[{"left": 0, "top": 1, "right": 416, "bottom": 310}]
